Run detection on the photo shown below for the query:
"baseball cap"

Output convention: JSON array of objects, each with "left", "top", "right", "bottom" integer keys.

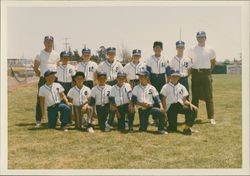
[
  {"left": 44, "top": 69, "right": 57, "bottom": 77},
  {"left": 196, "top": 31, "right": 206, "bottom": 38},
  {"left": 82, "top": 48, "right": 91, "bottom": 54},
  {"left": 132, "top": 49, "right": 141, "bottom": 56},
  {"left": 153, "top": 41, "right": 163, "bottom": 49},
  {"left": 97, "top": 71, "right": 107, "bottom": 77},
  {"left": 44, "top": 35, "right": 54, "bottom": 41},
  {"left": 62, "top": 51, "right": 71, "bottom": 58},
  {"left": 117, "top": 71, "right": 127, "bottom": 77},
  {"left": 73, "top": 71, "right": 85, "bottom": 79},
  {"left": 136, "top": 70, "right": 150, "bottom": 76},
  {"left": 106, "top": 47, "right": 116, "bottom": 53},
  {"left": 176, "top": 40, "right": 185, "bottom": 48},
  {"left": 170, "top": 69, "right": 181, "bottom": 77}
]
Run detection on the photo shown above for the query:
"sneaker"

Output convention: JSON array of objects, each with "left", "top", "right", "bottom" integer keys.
[
  {"left": 210, "top": 119, "right": 216, "bottom": 125},
  {"left": 61, "top": 124, "right": 70, "bottom": 132},
  {"left": 158, "top": 130, "right": 168, "bottom": 135},
  {"left": 183, "top": 128, "right": 192, "bottom": 135},
  {"left": 105, "top": 121, "right": 111, "bottom": 132},
  {"left": 125, "top": 121, "right": 129, "bottom": 131},
  {"left": 35, "top": 122, "right": 41, "bottom": 128},
  {"left": 87, "top": 127, "right": 95, "bottom": 133},
  {"left": 190, "top": 128, "right": 199, "bottom": 133}
]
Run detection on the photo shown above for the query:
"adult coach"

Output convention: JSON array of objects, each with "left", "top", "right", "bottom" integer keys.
[
  {"left": 33, "top": 35, "right": 60, "bottom": 128},
  {"left": 188, "top": 31, "right": 216, "bottom": 125}
]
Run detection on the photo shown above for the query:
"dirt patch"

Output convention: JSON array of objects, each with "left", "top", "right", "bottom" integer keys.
[{"left": 8, "top": 76, "right": 39, "bottom": 92}]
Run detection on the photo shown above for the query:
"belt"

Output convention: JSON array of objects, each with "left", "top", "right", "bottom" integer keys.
[
  {"left": 48, "top": 103, "right": 59, "bottom": 108},
  {"left": 192, "top": 68, "right": 211, "bottom": 73}
]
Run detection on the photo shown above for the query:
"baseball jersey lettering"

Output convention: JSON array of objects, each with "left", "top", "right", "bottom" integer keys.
[
  {"left": 67, "top": 85, "right": 91, "bottom": 106},
  {"left": 56, "top": 64, "right": 76, "bottom": 82},
  {"left": 76, "top": 61, "right": 98, "bottom": 81},
  {"left": 90, "top": 85, "right": 112, "bottom": 106},
  {"left": 171, "top": 56, "right": 192, "bottom": 77},
  {"left": 97, "top": 60, "right": 123, "bottom": 81},
  {"left": 110, "top": 83, "right": 132, "bottom": 106},
  {"left": 123, "top": 62, "right": 147, "bottom": 80}
]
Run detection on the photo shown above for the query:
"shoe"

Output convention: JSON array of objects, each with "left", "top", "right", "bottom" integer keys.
[
  {"left": 61, "top": 124, "right": 70, "bottom": 132},
  {"left": 183, "top": 128, "right": 192, "bottom": 135},
  {"left": 125, "top": 121, "right": 129, "bottom": 131},
  {"left": 105, "top": 121, "right": 111, "bottom": 132},
  {"left": 210, "top": 119, "right": 216, "bottom": 125},
  {"left": 158, "top": 130, "right": 168, "bottom": 135},
  {"left": 190, "top": 128, "right": 199, "bottom": 133},
  {"left": 87, "top": 127, "right": 95, "bottom": 133},
  {"left": 35, "top": 122, "right": 41, "bottom": 128}
]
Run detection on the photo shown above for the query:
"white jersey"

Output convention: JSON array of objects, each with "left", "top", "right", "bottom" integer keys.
[
  {"left": 90, "top": 84, "right": 112, "bottom": 106},
  {"left": 39, "top": 82, "right": 64, "bottom": 107},
  {"left": 132, "top": 83, "right": 159, "bottom": 106},
  {"left": 146, "top": 55, "right": 170, "bottom": 74},
  {"left": 160, "top": 82, "right": 189, "bottom": 111},
  {"left": 188, "top": 45, "right": 216, "bottom": 69},
  {"left": 170, "top": 56, "right": 192, "bottom": 77},
  {"left": 56, "top": 64, "right": 76, "bottom": 83},
  {"left": 97, "top": 60, "right": 123, "bottom": 81},
  {"left": 123, "top": 61, "right": 147, "bottom": 81},
  {"left": 67, "top": 85, "right": 91, "bottom": 106},
  {"left": 76, "top": 61, "right": 98, "bottom": 81},
  {"left": 34, "top": 50, "right": 60, "bottom": 77},
  {"left": 110, "top": 83, "right": 132, "bottom": 106}
]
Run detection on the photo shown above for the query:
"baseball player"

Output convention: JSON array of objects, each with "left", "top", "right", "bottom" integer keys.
[
  {"left": 67, "top": 71, "right": 94, "bottom": 133},
  {"left": 170, "top": 40, "right": 192, "bottom": 92},
  {"left": 38, "top": 69, "right": 72, "bottom": 131},
  {"left": 160, "top": 70, "right": 198, "bottom": 135},
  {"left": 130, "top": 70, "right": 167, "bottom": 134},
  {"left": 76, "top": 48, "right": 98, "bottom": 89},
  {"left": 109, "top": 71, "right": 135, "bottom": 132},
  {"left": 56, "top": 51, "right": 76, "bottom": 95},
  {"left": 188, "top": 31, "right": 217, "bottom": 125},
  {"left": 123, "top": 49, "right": 147, "bottom": 88},
  {"left": 146, "top": 41, "right": 171, "bottom": 93},
  {"left": 89, "top": 71, "right": 112, "bottom": 132},
  {"left": 33, "top": 35, "right": 60, "bottom": 128}
]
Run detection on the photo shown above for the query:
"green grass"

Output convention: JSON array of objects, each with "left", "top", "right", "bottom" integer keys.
[{"left": 8, "top": 74, "right": 242, "bottom": 169}]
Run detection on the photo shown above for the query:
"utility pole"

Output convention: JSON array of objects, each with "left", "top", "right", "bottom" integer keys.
[
  {"left": 63, "top": 37, "right": 70, "bottom": 51},
  {"left": 179, "top": 27, "right": 182, "bottom": 40}
]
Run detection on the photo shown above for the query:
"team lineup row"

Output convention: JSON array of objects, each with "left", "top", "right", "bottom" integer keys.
[{"left": 34, "top": 31, "right": 217, "bottom": 135}]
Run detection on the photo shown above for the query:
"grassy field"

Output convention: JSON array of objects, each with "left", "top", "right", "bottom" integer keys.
[{"left": 8, "top": 74, "right": 242, "bottom": 169}]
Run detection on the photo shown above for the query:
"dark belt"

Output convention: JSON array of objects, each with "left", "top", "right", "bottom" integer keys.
[{"left": 192, "top": 68, "right": 211, "bottom": 73}]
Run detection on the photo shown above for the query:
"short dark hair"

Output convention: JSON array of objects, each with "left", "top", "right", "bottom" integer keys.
[{"left": 153, "top": 41, "right": 163, "bottom": 49}]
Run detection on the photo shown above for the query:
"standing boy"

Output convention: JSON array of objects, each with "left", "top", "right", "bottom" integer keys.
[
  {"left": 123, "top": 49, "right": 147, "bottom": 88},
  {"left": 170, "top": 40, "right": 192, "bottom": 92},
  {"left": 89, "top": 71, "right": 112, "bottom": 132},
  {"left": 76, "top": 48, "right": 98, "bottom": 89},
  {"left": 130, "top": 70, "right": 167, "bottom": 134},
  {"left": 38, "top": 69, "right": 72, "bottom": 131},
  {"left": 67, "top": 72, "right": 94, "bottom": 133},
  {"left": 160, "top": 70, "right": 198, "bottom": 135},
  {"left": 56, "top": 51, "right": 76, "bottom": 95},
  {"left": 109, "top": 71, "right": 134, "bottom": 132}
]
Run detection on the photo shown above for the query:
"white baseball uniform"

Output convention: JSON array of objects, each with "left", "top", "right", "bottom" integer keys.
[
  {"left": 146, "top": 55, "right": 170, "bottom": 74},
  {"left": 56, "top": 64, "right": 76, "bottom": 83},
  {"left": 97, "top": 60, "right": 123, "bottom": 81},
  {"left": 123, "top": 62, "right": 147, "bottom": 81},
  {"left": 109, "top": 83, "right": 132, "bottom": 106},
  {"left": 67, "top": 85, "right": 91, "bottom": 106},
  {"left": 76, "top": 61, "right": 98, "bottom": 81},
  {"left": 170, "top": 56, "right": 192, "bottom": 77},
  {"left": 90, "top": 84, "right": 112, "bottom": 106}
]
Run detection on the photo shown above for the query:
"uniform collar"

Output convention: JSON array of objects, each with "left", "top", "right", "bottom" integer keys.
[{"left": 168, "top": 82, "right": 180, "bottom": 87}]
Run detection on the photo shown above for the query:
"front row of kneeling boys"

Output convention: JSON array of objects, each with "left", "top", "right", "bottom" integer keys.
[{"left": 39, "top": 69, "right": 198, "bottom": 135}]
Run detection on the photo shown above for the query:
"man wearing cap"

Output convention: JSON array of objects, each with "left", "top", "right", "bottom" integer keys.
[
  {"left": 33, "top": 36, "right": 60, "bottom": 128},
  {"left": 123, "top": 49, "right": 147, "bottom": 88},
  {"left": 146, "top": 41, "right": 171, "bottom": 93},
  {"left": 38, "top": 69, "right": 72, "bottom": 131},
  {"left": 76, "top": 48, "right": 98, "bottom": 89},
  {"left": 170, "top": 40, "right": 192, "bottom": 92},
  {"left": 97, "top": 47, "right": 123, "bottom": 86},
  {"left": 130, "top": 70, "right": 167, "bottom": 134},
  {"left": 188, "top": 31, "right": 217, "bottom": 125},
  {"left": 56, "top": 51, "right": 76, "bottom": 95},
  {"left": 160, "top": 69, "right": 198, "bottom": 135}
]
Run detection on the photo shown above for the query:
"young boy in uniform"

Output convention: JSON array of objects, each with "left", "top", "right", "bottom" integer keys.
[
  {"left": 170, "top": 40, "right": 192, "bottom": 92},
  {"left": 89, "top": 71, "right": 112, "bottom": 132},
  {"left": 76, "top": 48, "right": 98, "bottom": 89},
  {"left": 130, "top": 70, "right": 167, "bottom": 134},
  {"left": 109, "top": 71, "right": 134, "bottom": 132},
  {"left": 160, "top": 70, "right": 198, "bottom": 135},
  {"left": 38, "top": 69, "right": 72, "bottom": 131},
  {"left": 56, "top": 51, "right": 76, "bottom": 95},
  {"left": 123, "top": 49, "right": 147, "bottom": 88},
  {"left": 67, "top": 71, "right": 94, "bottom": 133}
]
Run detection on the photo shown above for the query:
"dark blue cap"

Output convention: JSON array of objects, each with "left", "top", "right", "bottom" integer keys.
[
  {"left": 136, "top": 70, "right": 150, "bottom": 76},
  {"left": 170, "top": 69, "right": 181, "bottom": 77},
  {"left": 153, "top": 41, "right": 163, "bottom": 49},
  {"left": 132, "top": 49, "right": 141, "bottom": 56},
  {"left": 82, "top": 48, "right": 91, "bottom": 54},
  {"left": 117, "top": 71, "right": 127, "bottom": 77},
  {"left": 196, "top": 31, "right": 206, "bottom": 37},
  {"left": 73, "top": 71, "right": 85, "bottom": 79},
  {"left": 44, "top": 69, "right": 57, "bottom": 77},
  {"left": 97, "top": 71, "right": 107, "bottom": 77},
  {"left": 62, "top": 51, "right": 71, "bottom": 58},
  {"left": 106, "top": 47, "right": 116, "bottom": 53},
  {"left": 44, "top": 35, "right": 54, "bottom": 41},
  {"left": 176, "top": 40, "right": 185, "bottom": 47},
  {"left": 60, "top": 51, "right": 66, "bottom": 58}
]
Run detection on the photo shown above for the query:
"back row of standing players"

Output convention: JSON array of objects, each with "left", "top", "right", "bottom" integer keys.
[{"left": 34, "top": 31, "right": 216, "bottom": 135}]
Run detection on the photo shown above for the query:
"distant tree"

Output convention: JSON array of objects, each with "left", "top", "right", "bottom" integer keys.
[
  {"left": 223, "top": 59, "right": 231, "bottom": 65},
  {"left": 96, "top": 46, "right": 106, "bottom": 63},
  {"left": 119, "top": 43, "right": 131, "bottom": 64}
]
